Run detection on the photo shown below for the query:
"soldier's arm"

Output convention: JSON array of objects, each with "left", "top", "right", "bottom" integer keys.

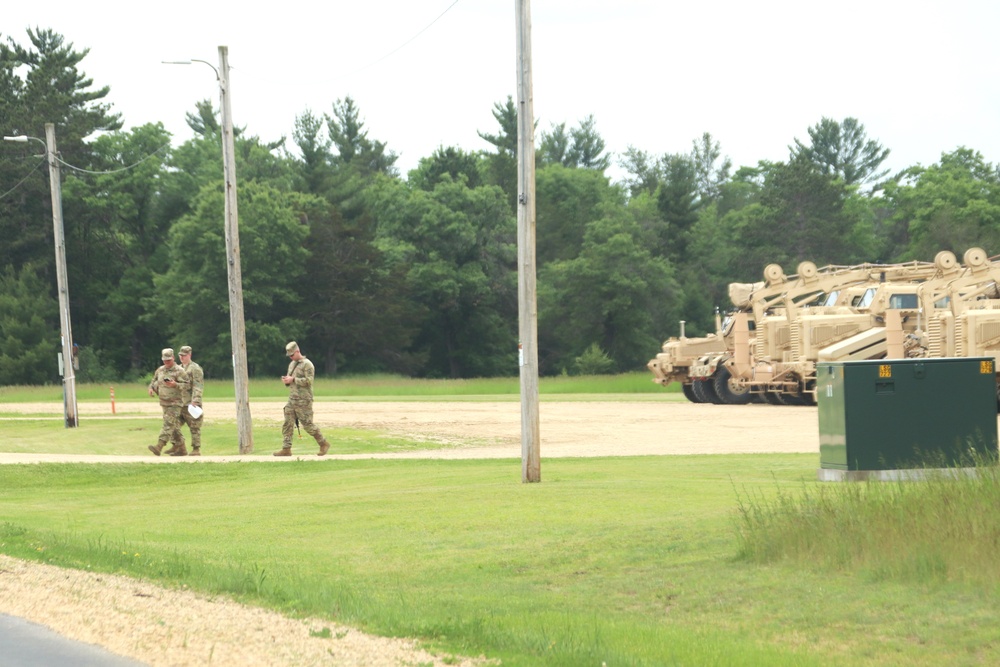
[
  {"left": 296, "top": 362, "right": 315, "bottom": 388},
  {"left": 300, "top": 363, "right": 316, "bottom": 387},
  {"left": 191, "top": 366, "right": 205, "bottom": 405}
]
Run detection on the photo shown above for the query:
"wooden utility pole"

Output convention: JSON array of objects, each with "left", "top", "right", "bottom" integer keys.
[
  {"left": 217, "top": 46, "right": 254, "bottom": 454},
  {"left": 44, "top": 123, "right": 78, "bottom": 428},
  {"left": 516, "top": 0, "right": 540, "bottom": 482}
]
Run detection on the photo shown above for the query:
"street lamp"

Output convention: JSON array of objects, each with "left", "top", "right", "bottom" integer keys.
[
  {"left": 164, "top": 46, "right": 253, "bottom": 453},
  {"left": 4, "top": 125, "right": 79, "bottom": 428}
]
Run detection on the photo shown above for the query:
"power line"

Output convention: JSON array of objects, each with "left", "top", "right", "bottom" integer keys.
[
  {"left": 334, "top": 0, "right": 462, "bottom": 80},
  {"left": 55, "top": 141, "right": 172, "bottom": 175},
  {"left": 0, "top": 140, "right": 173, "bottom": 198},
  {"left": 0, "top": 157, "right": 45, "bottom": 200}
]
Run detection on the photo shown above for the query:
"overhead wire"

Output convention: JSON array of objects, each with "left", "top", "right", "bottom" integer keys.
[
  {"left": 55, "top": 141, "right": 172, "bottom": 175},
  {"left": 0, "top": 139, "right": 173, "bottom": 197},
  {"left": 0, "top": 157, "right": 46, "bottom": 200},
  {"left": 332, "top": 0, "right": 462, "bottom": 80}
]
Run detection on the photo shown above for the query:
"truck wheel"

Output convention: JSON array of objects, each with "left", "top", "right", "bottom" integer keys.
[
  {"left": 712, "top": 366, "right": 752, "bottom": 404},
  {"left": 682, "top": 382, "right": 700, "bottom": 403},
  {"left": 762, "top": 391, "right": 784, "bottom": 405},
  {"left": 691, "top": 378, "right": 719, "bottom": 404}
]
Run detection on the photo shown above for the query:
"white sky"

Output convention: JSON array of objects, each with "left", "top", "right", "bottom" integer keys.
[{"left": 5, "top": 0, "right": 1000, "bottom": 182}]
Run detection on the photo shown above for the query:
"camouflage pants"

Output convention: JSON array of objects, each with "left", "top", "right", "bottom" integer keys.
[
  {"left": 282, "top": 402, "right": 324, "bottom": 447},
  {"left": 157, "top": 405, "right": 183, "bottom": 446},
  {"left": 172, "top": 405, "right": 203, "bottom": 449}
]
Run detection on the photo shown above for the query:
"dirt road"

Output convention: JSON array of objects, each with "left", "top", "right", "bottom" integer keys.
[{"left": 2, "top": 399, "right": 821, "bottom": 461}]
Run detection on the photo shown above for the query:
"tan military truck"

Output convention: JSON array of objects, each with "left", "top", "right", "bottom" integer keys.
[
  {"left": 650, "top": 260, "right": 934, "bottom": 403},
  {"left": 648, "top": 262, "right": 803, "bottom": 403},
  {"left": 735, "top": 253, "right": 957, "bottom": 403},
  {"left": 879, "top": 248, "right": 1000, "bottom": 407}
]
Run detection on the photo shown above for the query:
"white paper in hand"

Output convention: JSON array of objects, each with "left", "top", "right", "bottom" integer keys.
[{"left": 188, "top": 404, "right": 203, "bottom": 419}]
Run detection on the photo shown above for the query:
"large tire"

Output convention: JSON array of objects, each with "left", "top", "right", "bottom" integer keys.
[
  {"left": 712, "top": 366, "right": 753, "bottom": 405},
  {"left": 762, "top": 391, "right": 784, "bottom": 405},
  {"left": 691, "top": 378, "right": 719, "bottom": 404},
  {"left": 681, "top": 382, "right": 700, "bottom": 403}
]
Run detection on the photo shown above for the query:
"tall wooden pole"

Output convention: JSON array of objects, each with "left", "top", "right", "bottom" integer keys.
[
  {"left": 516, "top": 0, "right": 540, "bottom": 482},
  {"left": 217, "top": 46, "right": 254, "bottom": 454},
  {"left": 44, "top": 124, "right": 78, "bottom": 428}
]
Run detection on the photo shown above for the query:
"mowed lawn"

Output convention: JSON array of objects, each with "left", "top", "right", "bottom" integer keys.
[{"left": 0, "top": 381, "right": 998, "bottom": 665}]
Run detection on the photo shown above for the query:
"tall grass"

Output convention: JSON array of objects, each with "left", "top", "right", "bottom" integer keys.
[{"left": 735, "top": 460, "right": 1000, "bottom": 585}]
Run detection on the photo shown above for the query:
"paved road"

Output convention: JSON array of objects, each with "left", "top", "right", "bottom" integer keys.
[{"left": 0, "top": 614, "right": 145, "bottom": 666}]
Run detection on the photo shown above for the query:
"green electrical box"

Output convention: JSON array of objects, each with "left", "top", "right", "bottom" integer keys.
[{"left": 817, "top": 357, "right": 998, "bottom": 475}]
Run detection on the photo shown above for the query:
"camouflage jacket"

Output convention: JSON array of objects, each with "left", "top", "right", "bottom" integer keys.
[
  {"left": 286, "top": 357, "right": 315, "bottom": 405},
  {"left": 181, "top": 360, "right": 204, "bottom": 406},
  {"left": 149, "top": 364, "right": 191, "bottom": 407}
]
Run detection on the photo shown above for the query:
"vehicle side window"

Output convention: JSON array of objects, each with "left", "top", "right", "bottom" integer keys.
[{"left": 888, "top": 293, "right": 918, "bottom": 309}]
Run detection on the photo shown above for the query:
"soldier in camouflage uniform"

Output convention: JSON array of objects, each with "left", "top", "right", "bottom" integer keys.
[
  {"left": 168, "top": 345, "right": 205, "bottom": 456},
  {"left": 147, "top": 348, "right": 191, "bottom": 456},
  {"left": 274, "top": 341, "right": 331, "bottom": 456}
]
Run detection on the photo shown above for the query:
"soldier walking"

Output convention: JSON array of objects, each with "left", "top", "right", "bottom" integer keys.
[
  {"left": 167, "top": 345, "right": 204, "bottom": 456},
  {"left": 147, "top": 348, "right": 190, "bottom": 456},
  {"left": 274, "top": 341, "right": 331, "bottom": 456}
]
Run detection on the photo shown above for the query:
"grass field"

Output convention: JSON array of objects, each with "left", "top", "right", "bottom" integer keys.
[
  {"left": 0, "top": 371, "right": 674, "bottom": 403},
  {"left": 1, "top": 378, "right": 999, "bottom": 666}
]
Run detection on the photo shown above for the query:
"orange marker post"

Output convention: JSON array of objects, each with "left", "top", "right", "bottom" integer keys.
[{"left": 110, "top": 386, "right": 116, "bottom": 415}]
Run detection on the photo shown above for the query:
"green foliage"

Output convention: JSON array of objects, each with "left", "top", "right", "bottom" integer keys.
[
  {"left": 535, "top": 164, "right": 624, "bottom": 265},
  {"left": 371, "top": 176, "right": 517, "bottom": 378},
  {"left": 408, "top": 146, "right": 485, "bottom": 191},
  {"left": 731, "top": 155, "right": 867, "bottom": 272},
  {"left": 477, "top": 96, "right": 519, "bottom": 211},
  {"left": 690, "top": 132, "right": 732, "bottom": 203},
  {"left": 539, "top": 115, "right": 611, "bottom": 171},
  {"left": 147, "top": 181, "right": 313, "bottom": 377},
  {"left": 572, "top": 343, "right": 614, "bottom": 375},
  {"left": 539, "top": 213, "right": 683, "bottom": 374},
  {"left": 326, "top": 96, "right": 398, "bottom": 177},
  {"left": 790, "top": 116, "right": 890, "bottom": 189},
  {"left": 884, "top": 148, "right": 1000, "bottom": 261},
  {"left": 0, "top": 264, "right": 59, "bottom": 384},
  {"left": 656, "top": 154, "right": 700, "bottom": 258}
]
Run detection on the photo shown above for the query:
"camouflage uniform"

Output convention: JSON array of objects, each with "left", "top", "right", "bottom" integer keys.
[
  {"left": 173, "top": 346, "right": 204, "bottom": 453},
  {"left": 277, "top": 341, "right": 330, "bottom": 455},
  {"left": 148, "top": 349, "right": 190, "bottom": 456}
]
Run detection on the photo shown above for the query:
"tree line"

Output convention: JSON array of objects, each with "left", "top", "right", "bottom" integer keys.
[{"left": 3, "top": 28, "right": 1000, "bottom": 385}]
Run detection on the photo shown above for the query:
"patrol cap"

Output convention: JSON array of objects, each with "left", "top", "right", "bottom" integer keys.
[
  {"left": 285, "top": 341, "right": 299, "bottom": 356},
  {"left": 179, "top": 345, "right": 192, "bottom": 355},
  {"left": 161, "top": 348, "right": 175, "bottom": 360}
]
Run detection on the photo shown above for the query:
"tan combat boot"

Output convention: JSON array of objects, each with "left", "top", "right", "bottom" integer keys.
[
  {"left": 148, "top": 442, "right": 165, "bottom": 456},
  {"left": 273, "top": 448, "right": 293, "bottom": 457},
  {"left": 164, "top": 442, "right": 182, "bottom": 455},
  {"left": 169, "top": 445, "right": 188, "bottom": 457},
  {"left": 188, "top": 448, "right": 201, "bottom": 456},
  {"left": 318, "top": 440, "right": 330, "bottom": 456}
]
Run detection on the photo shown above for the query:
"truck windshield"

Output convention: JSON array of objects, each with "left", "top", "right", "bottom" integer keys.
[{"left": 855, "top": 288, "right": 876, "bottom": 309}]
